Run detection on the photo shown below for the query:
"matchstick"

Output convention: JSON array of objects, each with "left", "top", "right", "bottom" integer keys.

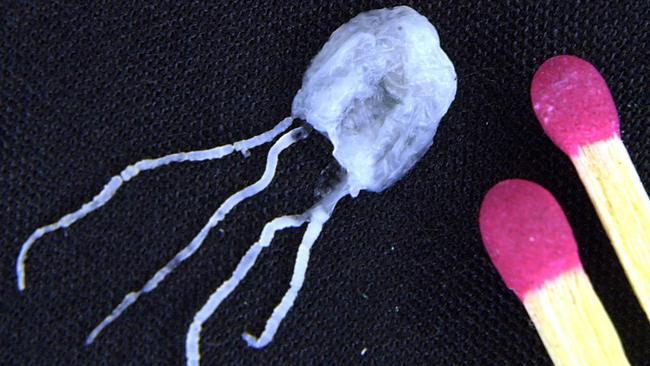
[
  {"left": 531, "top": 55, "right": 650, "bottom": 319},
  {"left": 480, "top": 179, "right": 630, "bottom": 366}
]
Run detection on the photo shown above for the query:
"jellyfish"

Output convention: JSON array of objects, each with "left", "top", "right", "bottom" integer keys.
[{"left": 16, "top": 6, "right": 456, "bottom": 365}]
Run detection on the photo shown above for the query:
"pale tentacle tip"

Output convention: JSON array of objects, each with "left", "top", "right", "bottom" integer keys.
[
  {"left": 241, "top": 332, "right": 266, "bottom": 349},
  {"left": 85, "top": 332, "right": 98, "bottom": 346},
  {"left": 17, "top": 275, "right": 26, "bottom": 292}
]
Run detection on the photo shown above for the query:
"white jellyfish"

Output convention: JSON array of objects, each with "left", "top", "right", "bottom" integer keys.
[{"left": 16, "top": 6, "right": 456, "bottom": 365}]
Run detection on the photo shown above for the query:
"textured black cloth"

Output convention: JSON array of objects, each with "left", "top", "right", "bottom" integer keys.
[{"left": 2, "top": 1, "right": 649, "bottom": 365}]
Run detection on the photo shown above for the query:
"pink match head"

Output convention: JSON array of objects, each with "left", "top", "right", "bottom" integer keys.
[
  {"left": 479, "top": 179, "right": 582, "bottom": 300},
  {"left": 531, "top": 55, "right": 620, "bottom": 156}
]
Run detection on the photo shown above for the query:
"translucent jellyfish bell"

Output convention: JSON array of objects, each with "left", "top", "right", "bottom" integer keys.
[{"left": 293, "top": 6, "right": 457, "bottom": 195}]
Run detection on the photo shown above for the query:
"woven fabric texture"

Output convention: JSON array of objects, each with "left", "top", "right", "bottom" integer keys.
[{"left": 2, "top": 1, "right": 649, "bottom": 365}]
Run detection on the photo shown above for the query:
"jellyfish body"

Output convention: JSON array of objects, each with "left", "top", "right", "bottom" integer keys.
[
  {"left": 16, "top": 6, "right": 456, "bottom": 366},
  {"left": 293, "top": 6, "right": 457, "bottom": 195}
]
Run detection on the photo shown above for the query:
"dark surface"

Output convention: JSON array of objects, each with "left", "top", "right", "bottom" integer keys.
[{"left": 2, "top": 1, "right": 649, "bottom": 365}]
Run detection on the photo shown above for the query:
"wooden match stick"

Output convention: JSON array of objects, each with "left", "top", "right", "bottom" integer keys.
[
  {"left": 531, "top": 55, "right": 650, "bottom": 320},
  {"left": 480, "top": 179, "right": 629, "bottom": 366}
]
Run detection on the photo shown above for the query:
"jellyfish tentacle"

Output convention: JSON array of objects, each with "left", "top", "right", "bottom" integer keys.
[
  {"left": 185, "top": 214, "right": 308, "bottom": 366},
  {"left": 84, "top": 125, "right": 308, "bottom": 346},
  {"left": 242, "top": 181, "right": 349, "bottom": 349},
  {"left": 16, "top": 117, "right": 294, "bottom": 291},
  {"left": 241, "top": 213, "right": 327, "bottom": 349},
  {"left": 186, "top": 181, "right": 348, "bottom": 364}
]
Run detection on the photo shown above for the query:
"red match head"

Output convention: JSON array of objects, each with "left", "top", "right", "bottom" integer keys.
[
  {"left": 531, "top": 55, "right": 620, "bottom": 156},
  {"left": 479, "top": 179, "right": 582, "bottom": 300}
]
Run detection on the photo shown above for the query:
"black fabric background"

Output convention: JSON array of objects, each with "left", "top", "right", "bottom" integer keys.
[{"left": 2, "top": 1, "right": 649, "bottom": 365}]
